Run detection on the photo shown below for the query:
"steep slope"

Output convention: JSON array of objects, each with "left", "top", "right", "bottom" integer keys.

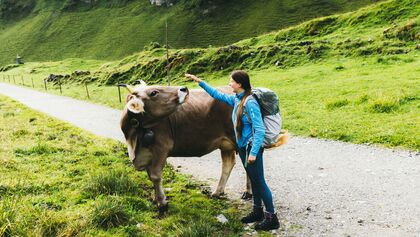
[
  {"left": 81, "top": 0, "right": 419, "bottom": 85},
  {"left": 0, "top": 0, "right": 382, "bottom": 65}
]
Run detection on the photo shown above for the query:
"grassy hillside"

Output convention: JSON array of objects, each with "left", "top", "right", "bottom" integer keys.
[
  {"left": 1, "top": 0, "right": 419, "bottom": 150},
  {"left": 10, "top": 0, "right": 414, "bottom": 86},
  {"left": 0, "top": 0, "right": 382, "bottom": 65},
  {"left": 0, "top": 96, "right": 244, "bottom": 236}
]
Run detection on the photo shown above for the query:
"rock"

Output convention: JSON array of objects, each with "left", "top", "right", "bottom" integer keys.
[
  {"left": 416, "top": 44, "right": 420, "bottom": 50},
  {"left": 216, "top": 214, "right": 228, "bottom": 224},
  {"left": 357, "top": 218, "right": 364, "bottom": 224}
]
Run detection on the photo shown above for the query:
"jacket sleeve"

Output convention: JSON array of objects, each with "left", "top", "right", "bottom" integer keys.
[
  {"left": 199, "top": 81, "right": 235, "bottom": 107},
  {"left": 245, "top": 99, "right": 265, "bottom": 156}
]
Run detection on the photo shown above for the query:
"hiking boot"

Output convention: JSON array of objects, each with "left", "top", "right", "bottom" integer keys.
[
  {"left": 241, "top": 206, "right": 264, "bottom": 223},
  {"left": 254, "top": 212, "right": 280, "bottom": 231}
]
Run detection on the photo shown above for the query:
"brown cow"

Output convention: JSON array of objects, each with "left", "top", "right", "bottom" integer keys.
[{"left": 120, "top": 81, "right": 248, "bottom": 214}]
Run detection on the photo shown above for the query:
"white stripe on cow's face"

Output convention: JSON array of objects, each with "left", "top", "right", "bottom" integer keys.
[
  {"left": 178, "top": 89, "right": 188, "bottom": 104},
  {"left": 127, "top": 98, "right": 145, "bottom": 114}
]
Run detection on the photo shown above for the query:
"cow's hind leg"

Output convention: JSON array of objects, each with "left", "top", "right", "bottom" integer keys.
[
  {"left": 212, "top": 148, "right": 236, "bottom": 197},
  {"left": 241, "top": 175, "right": 253, "bottom": 200}
]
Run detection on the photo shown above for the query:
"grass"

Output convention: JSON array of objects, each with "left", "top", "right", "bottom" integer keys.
[
  {"left": 0, "top": 0, "right": 384, "bottom": 65},
  {"left": 2, "top": 53, "right": 419, "bottom": 150},
  {"left": 0, "top": 0, "right": 418, "bottom": 151},
  {"left": 0, "top": 96, "right": 245, "bottom": 236}
]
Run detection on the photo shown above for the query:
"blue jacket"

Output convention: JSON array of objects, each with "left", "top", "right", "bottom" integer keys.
[{"left": 199, "top": 81, "right": 265, "bottom": 157}]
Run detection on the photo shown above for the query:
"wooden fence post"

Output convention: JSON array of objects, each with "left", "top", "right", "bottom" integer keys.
[
  {"left": 85, "top": 82, "right": 90, "bottom": 99},
  {"left": 59, "top": 78, "right": 62, "bottom": 94},
  {"left": 117, "top": 78, "right": 122, "bottom": 103}
]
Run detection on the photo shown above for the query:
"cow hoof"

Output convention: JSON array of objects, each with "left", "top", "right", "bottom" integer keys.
[
  {"left": 158, "top": 203, "right": 169, "bottom": 218},
  {"left": 241, "top": 192, "right": 252, "bottom": 200},
  {"left": 211, "top": 191, "right": 225, "bottom": 198}
]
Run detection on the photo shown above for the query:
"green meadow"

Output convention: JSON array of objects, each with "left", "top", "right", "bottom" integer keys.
[
  {"left": 1, "top": 0, "right": 419, "bottom": 150},
  {"left": 0, "top": 96, "right": 245, "bottom": 236}
]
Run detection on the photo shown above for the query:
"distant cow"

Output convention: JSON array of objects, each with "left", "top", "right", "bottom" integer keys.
[{"left": 120, "top": 81, "right": 246, "bottom": 214}]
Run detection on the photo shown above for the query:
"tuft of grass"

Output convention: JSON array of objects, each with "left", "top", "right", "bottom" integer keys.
[
  {"left": 91, "top": 197, "right": 130, "bottom": 229},
  {"left": 325, "top": 99, "right": 349, "bottom": 110},
  {"left": 368, "top": 97, "right": 401, "bottom": 113},
  {"left": 34, "top": 210, "right": 67, "bottom": 237},
  {"left": 176, "top": 220, "right": 215, "bottom": 237},
  {"left": 84, "top": 168, "right": 141, "bottom": 197},
  {"left": 14, "top": 143, "right": 62, "bottom": 156}
]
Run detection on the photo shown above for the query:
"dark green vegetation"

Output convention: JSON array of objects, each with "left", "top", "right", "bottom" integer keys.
[
  {"left": 0, "top": 0, "right": 383, "bottom": 65},
  {"left": 0, "top": 96, "right": 244, "bottom": 236}
]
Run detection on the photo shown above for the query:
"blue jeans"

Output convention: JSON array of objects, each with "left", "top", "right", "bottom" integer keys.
[{"left": 239, "top": 145, "right": 275, "bottom": 213}]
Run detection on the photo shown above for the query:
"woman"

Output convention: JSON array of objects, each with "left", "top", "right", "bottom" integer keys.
[{"left": 185, "top": 70, "right": 280, "bottom": 231}]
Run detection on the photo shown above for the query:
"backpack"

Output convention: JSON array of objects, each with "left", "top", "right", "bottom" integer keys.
[{"left": 243, "top": 88, "right": 285, "bottom": 148}]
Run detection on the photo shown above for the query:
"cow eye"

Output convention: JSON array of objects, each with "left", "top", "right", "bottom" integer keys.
[{"left": 149, "top": 90, "right": 159, "bottom": 97}]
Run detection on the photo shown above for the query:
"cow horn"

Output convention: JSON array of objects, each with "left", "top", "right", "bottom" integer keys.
[
  {"left": 136, "top": 79, "right": 147, "bottom": 87},
  {"left": 118, "top": 84, "right": 135, "bottom": 94},
  {"left": 126, "top": 85, "right": 135, "bottom": 93}
]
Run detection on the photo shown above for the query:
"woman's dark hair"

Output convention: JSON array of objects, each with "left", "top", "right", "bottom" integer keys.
[{"left": 231, "top": 70, "right": 252, "bottom": 139}]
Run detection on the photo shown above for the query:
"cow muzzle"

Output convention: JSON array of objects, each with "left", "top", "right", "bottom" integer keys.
[
  {"left": 127, "top": 97, "right": 145, "bottom": 114},
  {"left": 178, "top": 86, "right": 189, "bottom": 104}
]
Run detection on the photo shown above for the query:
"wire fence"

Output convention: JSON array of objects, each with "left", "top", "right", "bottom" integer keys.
[{"left": 0, "top": 74, "right": 126, "bottom": 103}]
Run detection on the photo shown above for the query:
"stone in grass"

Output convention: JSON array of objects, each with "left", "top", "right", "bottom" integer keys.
[{"left": 216, "top": 214, "right": 228, "bottom": 224}]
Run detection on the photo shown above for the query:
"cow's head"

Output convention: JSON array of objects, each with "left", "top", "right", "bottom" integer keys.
[
  {"left": 120, "top": 80, "right": 189, "bottom": 169},
  {"left": 125, "top": 80, "right": 189, "bottom": 125}
]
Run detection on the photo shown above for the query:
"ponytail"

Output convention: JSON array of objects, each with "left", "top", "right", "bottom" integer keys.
[{"left": 235, "top": 90, "right": 252, "bottom": 139}]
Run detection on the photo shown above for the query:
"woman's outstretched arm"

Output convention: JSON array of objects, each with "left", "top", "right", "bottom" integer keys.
[{"left": 185, "top": 73, "right": 235, "bottom": 107}]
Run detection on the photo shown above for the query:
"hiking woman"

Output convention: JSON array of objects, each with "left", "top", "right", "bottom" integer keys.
[{"left": 185, "top": 70, "right": 280, "bottom": 231}]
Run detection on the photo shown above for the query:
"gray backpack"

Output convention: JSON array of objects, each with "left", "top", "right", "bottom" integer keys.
[{"left": 244, "top": 88, "right": 282, "bottom": 148}]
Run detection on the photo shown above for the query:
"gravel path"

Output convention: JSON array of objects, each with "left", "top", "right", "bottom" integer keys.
[{"left": 1, "top": 83, "right": 419, "bottom": 237}]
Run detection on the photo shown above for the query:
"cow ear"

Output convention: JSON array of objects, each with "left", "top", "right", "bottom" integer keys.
[{"left": 126, "top": 94, "right": 134, "bottom": 103}]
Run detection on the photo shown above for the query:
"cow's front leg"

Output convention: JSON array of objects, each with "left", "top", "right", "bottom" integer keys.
[
  {"left": 241, "top": 175, "right": 253, "bottom": 200},
  {"left": 147, "top": 160, "right": 168, "bottom": 216},
  {"left": 212, "top": 149, "right": 236, "bottom": 197}
]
